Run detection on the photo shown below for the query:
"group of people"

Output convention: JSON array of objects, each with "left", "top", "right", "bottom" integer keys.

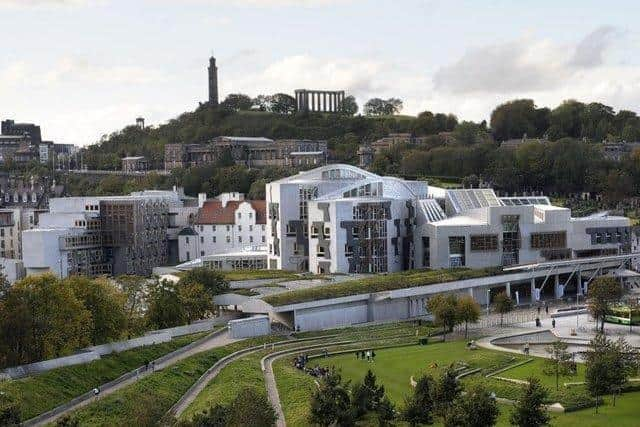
[
  {"left": 293, "top": 353, "right": 309, "bottom": 370},
  {"left": 355, "top": 349, "right": 376, "bottom": 362},
  {"left": 292, "top": 353, "right": 330, "bottom": 378}
]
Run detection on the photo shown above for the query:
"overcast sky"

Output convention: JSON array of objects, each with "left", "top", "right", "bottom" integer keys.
[{"left": 2, "top": 0, "right": 640, "bottom": 146}]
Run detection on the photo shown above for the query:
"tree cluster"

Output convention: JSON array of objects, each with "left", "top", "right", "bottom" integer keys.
[
  {"left": 426, "top": 293, "right": 481, "bottom": 340},
  {"left": 401, "top": 368, "right": 499, "bottom": 427},
  {"left": 587, "top": 276, "right": 624, "bottom": 332},
  {"left": 309, "top": 368, "right": 395, "bottom": 426}
]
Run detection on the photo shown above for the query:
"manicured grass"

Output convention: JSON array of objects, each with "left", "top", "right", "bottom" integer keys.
[
  {"left": 66, "top": 336, "right": 280, "bottom": 426},
  {"left": 273, "top": 360, "right": 318, "bottom": 427},
  {"left": 499, "top": 357, "right": 586, "bottom": 390},
  {"left": 263, "top": 267, "right": 503, "bottom": 306},
  {"left": 0, "top": 332, "right": 208, "bottom": 421}
]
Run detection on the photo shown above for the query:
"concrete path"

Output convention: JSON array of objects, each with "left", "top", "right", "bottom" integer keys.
[{"left": 25, "top": 329, "right": 240, "bottom": 427}]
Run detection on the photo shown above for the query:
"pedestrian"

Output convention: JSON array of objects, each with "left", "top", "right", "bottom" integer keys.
[
  {"left": 545, "top": 303, "right": 549, "bottom": 314},
  {"left": 524, "top": 342, "right": 530, "bottom": 355},
  {"left": 93, "top": 387, "right": 100, "bottom": 400},
  {"left": 151, "top": 361, "right": 155, "bottom": 372},
  {"left": 144, "top": 360, "right": 149, "bottom": 371},
  {"left": 552, "top": 318, "right": 556, "bottom": 328},
  {"left": 537, "top": 305, "right": 541, "bottom": 315},
  {"left": 535, "top": 317, "right": 541, "bottom": 327},
  {"left": 371, "top": 350, "right": 376, "bottom": 362},
  {"left": 323, "top": 348, "right": 328, "bottom": 358}
]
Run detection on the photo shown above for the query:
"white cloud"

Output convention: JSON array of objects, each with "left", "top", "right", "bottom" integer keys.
[
  {"left": 43, "top": 57, "right": 167, "bottom": 85},
  {"left": 186, "top": 0, "right": 350, "bottom": 7},
  {"left": 0, "top": 0, "right": 90, "bottom": 8},
  {"left": 570, "top": 25, "right": 619, "bottom": 68}
]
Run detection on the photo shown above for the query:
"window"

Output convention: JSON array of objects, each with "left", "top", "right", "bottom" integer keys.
[
  {"left": 262, "top": 225, "right": 265, "bottom": 231},
  {"left": 200, "top": 251, "right": 205, "bottom": 256},
  {"left": 238, "top": 225, "right": 242, "bottom": 232},
  {"left": 324, "top": 227, "right": 330, "bottom": 238},
  {"left": 448, "top": 236, "right": 465, "bottom": 267},
  {"left": 310, "top": 225, "right": 319, "bottom": 237},
  {"left": 199, "top": 225, "right": 204, "bottom": 232},
  {"left": 213, "top": 236, "right": 216, "bottom": 243},
  {"left": 530, "top": 232, "right": 566, "bottom": 249},
  {"left": 250, "top": 236, "right": 254, "bottom": 243},
  {"left": 470, "top": 234, "right": 498, "bottom": 251},
  {"left": 269, "top": 244, "right": 273, "bottom": 254},
  {"left": 293, "top": 242, "right": 300, "bottom": 255},
  {"left": 249, "top": 225, "right": 253, "bottom": 232},
  {"left": 262, "top": 236, "right": 265, "bottom": 243},
  {"left": 200, "top": 236, "right": 204, "bottom": 244},
  {"left": 226, "top": 225, "right": 230, "bottom": 231},
  {"left": 186, "top": 237, "right": 189, "bottom": 244},
  {"left": 226, "top": 236, "right": 231, "bottom": 243},
  {"left": 238, "top": 212, "right": 242, "bottom": 219},
  {"left": 238, "top": 236, "right": 242, "bottom": 243},
  {"left": 286, "top": 224, "right": 297, "bottom": 236},
  {"left": 345, "top": 244, "right": 353, "bottom": 256},
  {"left": 249, "top": 212, "right": 253, "bottom": 219},
  {"left": 186, "top": 251, "right": 190, "bottom": 260},
  {"left": 212, "top": 225, "right": 216, "bottom": 232},
  {"left": 422, "top": 236, "right": 430, "bottom": 267},
  {"left": 317, "top": 245, "right": 325, "bottom": 257}
]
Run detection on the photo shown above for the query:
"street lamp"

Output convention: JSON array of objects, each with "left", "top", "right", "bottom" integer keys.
[{"left": 486, "top": 288, "right": 490, "bottom": 316}]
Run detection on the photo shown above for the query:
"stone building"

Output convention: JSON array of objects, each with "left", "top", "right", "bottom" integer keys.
[
  {"left": 122, "top": 156, "right": 149, "bottom": 173},
  {"left": 208, "top": 56, "right": 219, "bottom": 106},
  {"left": 294, "top": 89, "right": 345, "bottom": 113},
  {"left": 601, "top": 141, "right": 640, "bottom": 161},
  {"left": 164, "top": 137, "right": 327, "bottom": 170},
  {"left": 370, "top": 133, "right": 431, "bottom": 154},
  {"left": 1, "top": 120, "right": 42, "bottom": 145},
  {"left": 178, "top": 192, "right": 266, "bottom": 262}
]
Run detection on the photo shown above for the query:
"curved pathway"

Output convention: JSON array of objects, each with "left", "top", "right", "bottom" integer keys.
[
  {"left": 168, "top": 335, "right": 341, "bottom": 419},
  {"left": 24, "top": 328, "right": 239, "bottom": 427}
]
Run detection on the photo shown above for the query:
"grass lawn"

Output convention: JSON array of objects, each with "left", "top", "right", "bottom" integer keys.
[
  {"left": 223, "top": 269, "right": 299, "bottom": 281},
  {"left": 273, "top": 340, "right": 638, "bottom": 426},
  {"left": 0, "top": 332, "right": 208, "bottom": 421},
  {"left": 66, "top": 336, "right": 281, "bottom": 426}
]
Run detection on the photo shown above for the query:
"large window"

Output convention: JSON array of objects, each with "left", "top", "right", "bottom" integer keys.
[
  {"left": 530, "top": 231, "right": 566, "bottom": 249},
  {"left": 470, "top": 234, "right": 498, "bottom": 251},
  {"left": 422, "top": 236, "right": 430, "bottom": 267},
  {"left": 448, "top": 236, "right": 465, "bottom": 267}
]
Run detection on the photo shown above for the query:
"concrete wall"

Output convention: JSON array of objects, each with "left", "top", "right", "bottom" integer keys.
[
  {"left": 228, "top": 315, "right": 270, "bottom": 338},
  {"left": 295, "top": 300, "right": 368, "bottom": 331}
]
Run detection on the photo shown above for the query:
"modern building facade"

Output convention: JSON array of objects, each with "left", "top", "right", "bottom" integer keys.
[
  {"left": 266, "top": 165, "right": 632, "bottom": 274},
  {"left": 22, "top": 189, "right": 196, "bottom": 278},
  {"left": 122, "top": 156, "right": 149, "bottom": 173},
  {"left": 164, "top": 137, "right": 327, "bottom": 171},
  {"left": 178, "top": 192, "right": 266, "bottom": 262}
]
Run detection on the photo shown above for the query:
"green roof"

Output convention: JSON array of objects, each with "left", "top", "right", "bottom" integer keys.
[{"left": 262, "top": 267, "right": 503, "bottom": 306}]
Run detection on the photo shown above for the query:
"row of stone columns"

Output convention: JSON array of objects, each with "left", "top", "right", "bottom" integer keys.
[{"left": 295, "top": 90, "right": 345, "bottom": 112}]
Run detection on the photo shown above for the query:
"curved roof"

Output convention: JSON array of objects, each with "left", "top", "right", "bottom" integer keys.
[{"left": 271, "top": 164, "right": 379, "bottom": 184}]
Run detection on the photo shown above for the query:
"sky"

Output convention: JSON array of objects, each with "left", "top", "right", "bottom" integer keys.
[{"left": 2, "top": 0, "right": 640, "bottom": 146}]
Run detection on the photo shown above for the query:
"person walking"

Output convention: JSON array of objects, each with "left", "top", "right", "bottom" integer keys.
[
  {"left": 552, "top": 318, "right": 556, "bottom": 328},
  {"left": 371, "top": 350, "right": 376, "bottom": 362},
  {"left": 545, "top": 303, "right": 549, "bottom": 315}
]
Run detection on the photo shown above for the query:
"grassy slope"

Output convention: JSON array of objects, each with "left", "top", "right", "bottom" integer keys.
[
  {"left": 263, "top": 267, "right": 502, "bottom": 306},
  {"left": 67, "top": 336, "right": 281, "bottom": 426},
  {"left": 223, "top": 270, "right": 299, "bottom": 281},
  {"left": 180, "top": 351, "right": 269, "bottom": 420},
  {"left": 1, "top": 332, "right": 207, "bottom": 421}
]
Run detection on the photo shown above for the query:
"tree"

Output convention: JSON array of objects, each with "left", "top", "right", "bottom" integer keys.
[
  {"left": 587, "top": 276, "right": 623, "bottom": 332},
  {"left": 427, "top": 294, "right": 459, "bottom": 340},
  {"left": 545, "top": 341, "right": 574, "bottom": 390},
  {"left": 227, "top": 388, "right": 277, "bottom": 427},
  {"left": 179, "top": 268, "right": 229, "bottom": 298},
  {"left": 584, "top": 334, "right": 639, "bottom": 412},
  {"left": 252, "top": 95, "right": 272, "bottom": 112},
  {"left": 453, "top": 121, "right": 482, "bottom": 145},
  {"left": 490, "top": 99, "right": 548, "bottom": 141},
  {"left": 376, "top": 396, "right": 395, "bottom": 427},
  {"left": 178, "top": 282, "right": 214, "bottom": 323},
  {"left": 145, "top": 278, "right": 186, "bottom": 329},
  {"left": 221, "top": 94, "right": 253, "bottom": 112},
  {"left": 341, "top": 95, "right": 358, "bottom": 115},
  {"left": 66, "top": 276, "right": 127, "bottom": 344},
  {"left": 309, "top": 368, "right": 354, "bottom": 426},
  {"left": 432, "top": 367, "right": 461, "bottom": 416},
  {"left": 401, "top": 375, "right": 434, "bottom": 426},
  {"left": 0, "top": 274, "right": 92, "bottom": 366},
  {"left": 271, "top": 93, "right": 297, "bottom": 115},
  {"left": 457, "top": 295, "right": 480, "bottom": 339},
  {"left": 510, "top": 378, "right": 550, "bottom": 427},
  {"left": 493, "top": 291, "right": 514, "bottom": 327},
  {"left": 444, "top": 383, "right": 498, "bottom": 427},
  {"left": 363, "top": 98, "right": 403, "bottom": 116},
  {"left": 189, "top": 403, "right": 228, "bottom": 427},
  {"left": 116, "top": 275, "right": 147, "bottom": 336}
]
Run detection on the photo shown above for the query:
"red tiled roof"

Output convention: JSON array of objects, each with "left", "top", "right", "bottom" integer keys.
[{"left": 196, "top": 199, "right": 266, "bottom": 225}]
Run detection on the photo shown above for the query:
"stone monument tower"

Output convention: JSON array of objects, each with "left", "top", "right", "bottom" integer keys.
[{"left": 208, "top": 56, "right": 219, "bottom": 106}]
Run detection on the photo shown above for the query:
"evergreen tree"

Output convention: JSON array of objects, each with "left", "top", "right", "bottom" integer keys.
[{"left": 510, "top": 378, "right": 550, "bottom": 427}]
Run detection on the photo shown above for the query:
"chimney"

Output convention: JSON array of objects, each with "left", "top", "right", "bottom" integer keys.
[{"left": 198, "top": 193, "right": 207, "bottom": 208}]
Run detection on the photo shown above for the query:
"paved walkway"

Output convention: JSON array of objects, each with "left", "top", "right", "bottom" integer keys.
[{"left": 26, "top": 329, "right": 240, "bottom": 427}]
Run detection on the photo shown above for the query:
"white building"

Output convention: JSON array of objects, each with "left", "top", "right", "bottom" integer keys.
[
  {"left": 22, "top": 188, "right": 196, "bottom": 278},
  {"left": 266, "top": 165, "right": 632, "bottom": 274},
  {"left": 178, "top": 192, "right": 266, "bottom": 262}
]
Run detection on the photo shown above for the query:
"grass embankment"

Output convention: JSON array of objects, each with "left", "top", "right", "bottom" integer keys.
[
  {"left": 263, "top": 267, "right": 503, "bottom": 306},
  {"left": 0, "top": 332, "right": 208, "bottom": 421},
  {"left": 273, "top": 340, "right": 639, "bottom": 426},
  {"left": 67, "top": 336, "right": 281, "bottom": 426},
  {"left": 183, "top": 322, "right": 434, "bottom": 423}
]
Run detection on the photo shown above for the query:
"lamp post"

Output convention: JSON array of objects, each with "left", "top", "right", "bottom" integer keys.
[{"left": 486, "top": 288, "right": 490, "bottom": 316}]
